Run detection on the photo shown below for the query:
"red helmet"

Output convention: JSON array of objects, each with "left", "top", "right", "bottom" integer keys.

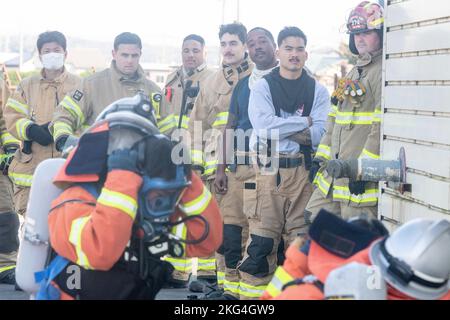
[
  {"left": 347, "top": 1, "right": 384, "bottom": 54},
  {"left": 347, "top": 1, "right": 384, "bottom": 34}
]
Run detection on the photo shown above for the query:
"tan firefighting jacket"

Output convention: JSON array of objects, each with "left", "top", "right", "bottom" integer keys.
[
  {"left": 1, "top": 100, "right": 20, "bottom": 212},
  {"left": 3, "top": 69, "right": 81, "bottom": 188},
  {"left": 313, "top": 49, "right": 382, "bottom": 207},
  {"left": 189, "top": 55, "right": 253, "bottom": 179},
  {"left": 158, "top": 64, "right": 214, "bottom": 136},
  {"left": 50, "top": 61, "right": 164, "bottom": 141}
]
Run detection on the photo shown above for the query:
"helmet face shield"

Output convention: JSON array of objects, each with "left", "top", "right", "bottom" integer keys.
[{"left": 139, "top": 166, "right": 190, "bottom": 220}]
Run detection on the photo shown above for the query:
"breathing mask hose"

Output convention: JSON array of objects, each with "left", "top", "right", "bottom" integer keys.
[{"left": 169, "top": 214, "right": 210, "bottom": 245}]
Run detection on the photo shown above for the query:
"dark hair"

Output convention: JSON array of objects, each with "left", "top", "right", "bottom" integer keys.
[
  {"left": 219, "top": 23, "right": 247, "bottom": 44},
  {"left": 37, "top": 31, "right": 67, "bottom": 53},
  {"left": 144, "top": 136, "right": 191, "bottom": 180},
  {"left": 183, "top": 34, "right": 205, "bottom": 47},
  {"left": 248, "top": 27, "right": 275, "bottom": 45},
  {"left": 277, "top": 26, "right": 308, "bottom": 47},
  {"left": 114, "top": 32, "right": 142, "bottom": 51}
]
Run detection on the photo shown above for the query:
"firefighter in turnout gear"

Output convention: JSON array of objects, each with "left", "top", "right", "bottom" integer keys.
[
  {"left": 213, "top": 27, "right": 279, "bottom": 300},
  {"left": 187, "top": 23, "right": 253, "bottom": 295},
  {"left": 0, "top": 94, "right": 20, "bottom": 284},
  {"left": 160, "top": 34, "right": 214, "bottom": 289},
  {"left": 3, "top": 31, "right": 81, "bottom": 218},
  {"left": 40, "top": 94, "right": 222, "bottom": 300},
  {"left": 305, "top": 1, "right": 384, "bottom": 221},
  {"left": 50, "top": 32, "right": 165, "bottom": 153},
  {"left": 158, "top": 34, "right": 213, "bottom": 137},
  {"left": 242, "top": 27, "right": 330, "bottom": 300}
]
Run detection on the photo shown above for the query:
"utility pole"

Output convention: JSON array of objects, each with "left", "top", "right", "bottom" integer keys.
[{"left": 236, "top": 0, "right": 240, "bottom": 22}]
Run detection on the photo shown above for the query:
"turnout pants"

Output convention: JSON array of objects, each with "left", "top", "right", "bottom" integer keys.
[
  {"left": 238, "top": 161, "right": 313, "bottom": 300},
  {"left": 305, "top": 187, "right": 378, "bottom": 222},
  {"left": 215, "top": 165, "right": 254, "bottom": 298},
  {"left": 0, "top": 175, "right": 19, "bottom": 272}
]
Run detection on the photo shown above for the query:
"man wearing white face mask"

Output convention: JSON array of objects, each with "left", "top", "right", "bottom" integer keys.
[{"left": 3, "top": 31, "right": 81, "bottom": 219}]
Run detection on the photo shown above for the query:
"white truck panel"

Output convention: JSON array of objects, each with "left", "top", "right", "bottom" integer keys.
[
  {"left": 405, "top": 172, "right": 450, "bottom": 210},
  {"left": 383, "top": 113, "right": 450, "bottom": 146},
  {"left": 380, "top": 192, "right": 450, "bottom": 231},
  {"left": 383, "top": 139, "right": 450, "bottom": 178},
  {"left": 386, "top": 23, "right": 450, "bottom": 54},
  {"left": 386, "top": 0, "right": 450, "bottom": 27},
  {"left": 384, "top": 86, "right": 450, "bottom": 113},
  {"left": 381, "top": 0, "right": 450, "bottom": 225},
  {"left": 385, "top": 55, "right": 450, "bottom": 82}
]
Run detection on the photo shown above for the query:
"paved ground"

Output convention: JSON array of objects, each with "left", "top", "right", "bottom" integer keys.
[{"left": 0, "top": 284, "right": 201, "bottom": 300}]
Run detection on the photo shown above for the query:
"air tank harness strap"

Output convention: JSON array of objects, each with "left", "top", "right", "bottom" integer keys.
[{"left": 34, "top": 255, "right": 70, "bottom": 300}]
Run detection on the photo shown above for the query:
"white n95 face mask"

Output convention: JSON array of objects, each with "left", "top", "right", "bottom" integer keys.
[{"left": 41, "top": 52, "right": 65, "bottom": 70}]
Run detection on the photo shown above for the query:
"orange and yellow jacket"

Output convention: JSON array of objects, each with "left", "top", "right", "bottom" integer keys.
[
  {"left": 49, "top": 161, "right": 223, "bottom": 272},
  {"left": 261, "top": 238, "right": 450, "bottom": 300}
]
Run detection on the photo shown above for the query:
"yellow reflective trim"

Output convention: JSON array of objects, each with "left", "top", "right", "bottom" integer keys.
[
  {"left": 69, "top": 216, "right": 93, "bottom": 270},
  {"left": 217, "top": 271, "right": 225, "bottom": 285},
  {"left": 8, "top": 172, "right": 33, "bottom": 187},
  {"left": 179, "top": 185, "right": 212, "bottom": 216},
  {"left": 372, "top": 107, "right": 382, "bottom": 123},
  {"left": 328, "top": 104, "right": 338, "bottom": 118},
  {"left": 316, "top": 144, "right": 331, "bottom": 160},
  {"left": 16, "top": 118, "right": 33, "bottom": 140},
  {"left": 6, "top": 98, "right": 30, "bottom": 116},
  {"left": 61, "top": 96, "right": 85, "bottom": 129},
  {"left": 171, "top": 222, "right": 187, "bottom": 254},
  {"left": 0, "top": 265, "right": 16, "bottom": 273},
  {"left": 0, "top": 132, "right": 19, "bottom": 146},
  {"left": 97, "top": 188, "right": 138, "bottom": 220},
  {"left": 151, "top": 93, "right": 161, "bottom": 119},
  {"left": 333, "top": 186, "right": 378, "bottom": 204},
  {"left": 164, "top": 256, "right": 193, "bottom": 272},
  {"left": 197, "top": 258, "right": 216, "bottom": 271},
  {"left": 175, "top": 115, "right": 189, "bottom": 130},
  {"left": 191, "top": 150, "right": 204, "bottom": 166},
  {"left": 335, "top": 111, "right": 374, "bottom": 125},
  {"left": 212, "top": 112, "right": 229, "bottom": 127},
  {"left": 369, "top": 17, "right": 384, "bottom": 28},
  {"left": 158, "top": 114, "right": 177, "bottom": 133},
  {"left": 360, "top": 148, "right": 380, "bottom": 160},
  {"left": 53, "top": 122, "right": 73, "bottom": 139},
  {"left": 224, "top": 280, "right": 240, "bottom": 294},
  {"left": 204, "top": 159, "right": 218, "bottom": 176},
  {"left": 239, "top": 282, "right": 267, "bottom": 298},
  {"left": 314, "top": 172, "right": 331, "bottom": 196},
  {"left": 265, "top": 266, "right": 294, "bottom": 298}
]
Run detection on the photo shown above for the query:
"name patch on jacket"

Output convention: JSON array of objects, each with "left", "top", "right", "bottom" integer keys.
[{"left": 73, "top": 90, "right": 84, "bottom": 102}]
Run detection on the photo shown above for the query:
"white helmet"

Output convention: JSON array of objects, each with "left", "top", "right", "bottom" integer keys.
[
  {"left": 369, "top": 219, "right": 450, "bottom": 300},
  {"left": 93, "top": 92, "right": 161, "bottom": 154},
  {"left": 325, "top": 262, "right": 387, "bottom": 300}
]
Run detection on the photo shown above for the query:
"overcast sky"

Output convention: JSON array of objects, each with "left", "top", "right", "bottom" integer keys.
[{"left": 1, "top": 0, "right": 363, "bottom": 49}]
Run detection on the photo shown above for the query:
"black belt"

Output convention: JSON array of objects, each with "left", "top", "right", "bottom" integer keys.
[{"left": 277, "top": 157, "right": 303, "bottom": 169}]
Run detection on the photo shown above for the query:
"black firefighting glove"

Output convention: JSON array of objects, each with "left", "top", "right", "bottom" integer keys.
[
  {"left": 107, "top": 148, "right": 139, "bottom": 174},
  {"left": 308, "top": 159, "right": 322, "bottom": 183},
  {"left": 326, "top": 159, "right": 358, "bottom": 180},
  {"left": 55, "top": 135, "right": 69, "bottom": 152},
  {"left": 348, "top": 181, "right": 367, "bottom": 196},
  {"left": 26, "top": 122, "right": 54, "bottom": 146}
]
